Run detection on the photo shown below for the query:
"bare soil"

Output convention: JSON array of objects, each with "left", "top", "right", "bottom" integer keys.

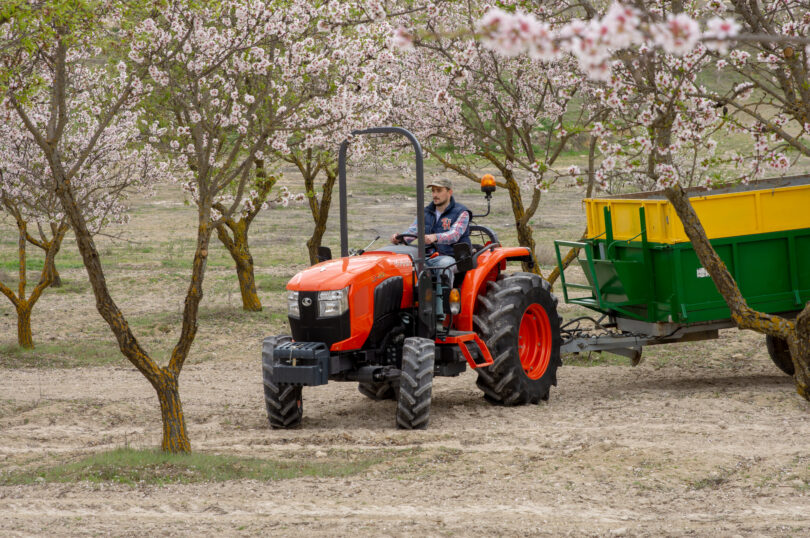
[{"left": 1, "top": 168, "right": 809, "bottom": 536}]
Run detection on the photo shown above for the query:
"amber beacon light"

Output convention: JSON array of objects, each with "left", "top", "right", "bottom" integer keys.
[{"left": 480, "top": 174, "right": 496, "bottom": 196}]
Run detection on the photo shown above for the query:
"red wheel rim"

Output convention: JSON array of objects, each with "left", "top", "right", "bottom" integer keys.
[{"left": 518, "top": 304, "right": 552, "bottom": 380}]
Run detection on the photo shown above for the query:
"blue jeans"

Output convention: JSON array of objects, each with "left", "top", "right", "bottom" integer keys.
[{"left": 426, "top": 255, "right": 455, "bottom": 278}]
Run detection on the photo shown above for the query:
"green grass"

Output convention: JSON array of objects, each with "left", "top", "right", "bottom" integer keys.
[
  {"left": 129, "top": 306, "right": 286, "bottom": 333},
  {"left": 49, "top": 279, "right": 91, "bottom": 294},
  {"left": 255, "top": 274, "right": 294, "bottom": 292},
  {"left": 0, "top": 340, "right": 122, "bottom": 368},
  {"left": 0, "top": 448, "right": 381, "bottom": 486}
]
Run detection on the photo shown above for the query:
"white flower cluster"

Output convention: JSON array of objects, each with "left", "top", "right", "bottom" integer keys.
[{"left": 458, "top": 3, "right": 741, "bottom": 81}]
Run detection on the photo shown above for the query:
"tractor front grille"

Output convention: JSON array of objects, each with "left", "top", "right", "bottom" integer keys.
[{"left": 289, "top": 291, "right": 351, "bottom": 348}]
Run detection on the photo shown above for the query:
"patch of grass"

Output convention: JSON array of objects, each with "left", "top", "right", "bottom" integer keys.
[
  {"left": 0, "top": 258, "right": 85, "bottom": 272},
  {"left": 0, "top": 340, "right": 122, "bottom": 368},
  {"left": 0, "top": 448, "right": 380, "bottom": 486},
  {"left": 49, "top": 280, "right": 90, "bottom": 294},
  {"left": 563, "top": 351, "right": 629, "bottom": 367},
  {"left": 130, "top": 306, "right": 283, "bottom": 333},
  {"left": 256, "top": 274, "right": 294, "bottom": 292}
]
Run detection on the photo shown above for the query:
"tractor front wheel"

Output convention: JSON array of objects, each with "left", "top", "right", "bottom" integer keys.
[
  {"left": 765, "top": 335, "right": 795, "bottom": 376},
  {"left": 262, "top": 335, "right": 303, "bottom": 429},
  {"left": 474, "top": 272, "right": 562, "bottom": 405},
  {"left": 396, "top": 337, "right": 435, "bottom": 429}
]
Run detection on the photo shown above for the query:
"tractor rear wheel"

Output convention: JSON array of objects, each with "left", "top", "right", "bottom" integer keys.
[
  {"left": 474, "top": 272, "right": 562, "bottom": 405},
  {"left": 262, "top": 335, "right": 303, "bottom": 429},
  {"left": 396, "top": 337, "right": 435, "bottom": 429},
  {"left": 765, "top": 335, "right": 795, "bottom": 376},
  {"left": 358, "top": 381, "right": 397, "bottom": 400}
]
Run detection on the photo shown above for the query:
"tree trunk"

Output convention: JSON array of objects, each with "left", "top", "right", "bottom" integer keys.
[
  {"left": 155, "top": 371, "right": 191, "bottom": 453},
  {"left": 503, "top": 171, "right": 540, "bottom": 274},
  {"left": 216, "top": 219, "right": 262, "bottom": 311},
  {"left": 50, "top": 267, "right": 62, "bottom": 288},
  {"left": 303, "top": 161, "right": 336, "bottom": 266},
  {"left": 307, "top": 220, "right": 328, "bottom": 266},
  {"left": 790, "top": 305, "right": 810, "bottom": 399},
  {"left": 16, "top": 304, "right": 33, "bottom": 349}
]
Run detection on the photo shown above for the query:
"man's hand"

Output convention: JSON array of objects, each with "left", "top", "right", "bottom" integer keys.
[
  {"left": 425, "top": 234, "right": 437, "bottom": 244},
  {"left": 390, "top": 233, "right": 401, "bottom": 244}
]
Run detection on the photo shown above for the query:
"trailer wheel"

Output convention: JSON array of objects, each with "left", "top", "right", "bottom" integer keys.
[
  {"left": 765, "top": 335, "right": 795, "bottom": 376},
  {"left": 396, "top": 337, "right": 435, "bottom": 429},
  {"left": 474, "top": 272, "right": 562, "bottom": 405},
  {"left": 262, "top": 335, "right": 303, "bottom": 429},
  {"left": 358, "top": 381, "right": 397, "bottom": 400}
]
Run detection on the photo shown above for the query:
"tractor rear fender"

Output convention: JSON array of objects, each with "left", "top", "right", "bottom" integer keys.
[{"left": 454, "top": 246, "right": 534, "bottom": 332}]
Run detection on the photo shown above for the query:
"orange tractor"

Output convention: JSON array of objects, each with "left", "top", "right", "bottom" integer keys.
[{"left": 262, "top": 127, "right": 562, "bottom": 429}]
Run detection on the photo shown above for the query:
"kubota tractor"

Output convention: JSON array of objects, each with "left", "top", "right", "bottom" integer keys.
[{"left": 262, "top": 127, "right": 562, "bottom": 429}]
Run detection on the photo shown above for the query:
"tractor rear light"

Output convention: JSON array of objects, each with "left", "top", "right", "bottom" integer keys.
[
  {"left": 449, "top": 288, "right": 461, "bottom": 315},
  {"left": 287, "top": 290, "right": 300, "bottom": 318},
  {"left": 318, "top": 286, "right": 350, "bottom": 318}
]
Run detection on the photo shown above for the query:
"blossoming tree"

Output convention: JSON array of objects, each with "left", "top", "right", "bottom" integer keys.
[
  {"left": 442, "top": 1, "right": 810, "bottom": 399},
  {"left": 391, "top": 0, "right": 596, "bottom": 275},
  {"left": 0, "top": 85, "right": 156, "bottom": 348},
  {"left": 1, "top": 0, "right": 390, "bottom": 452}
]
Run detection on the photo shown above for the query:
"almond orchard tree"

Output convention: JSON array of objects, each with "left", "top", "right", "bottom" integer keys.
[
  {"left": 145, "top": 1, "right": 398, "bottom": 310},
  {"left": 435, "top": 1, "right": 810, "bottom": 399},
  {"left": 0, "top": 88, "right": 156, "bottom": 348},
  {"left": 707, "top": 0, "right": 810, "bottom": 166},
  {"left": 280, "top": 148, "right": 338, "bottom": 265},
  {"left": 1, "top": 0, "right": 387, "bottom": 452},
  {"left": 391, "top": 0, "right": 595, "bottom": 275},
  {"left": 0, "top": 119, "right": 67, "bottom": 348}
]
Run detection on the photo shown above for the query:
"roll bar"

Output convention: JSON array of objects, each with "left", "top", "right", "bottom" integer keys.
[{"left": 337, "top": 127, "right": 426, "bottom": 273}]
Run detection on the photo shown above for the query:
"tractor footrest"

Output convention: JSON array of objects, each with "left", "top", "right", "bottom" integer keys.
[{"left": 272, "top": 342, "right": 330, "bottom": 386}]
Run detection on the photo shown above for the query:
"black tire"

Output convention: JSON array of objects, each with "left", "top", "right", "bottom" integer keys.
[
  {"left": 358, "top": 381, "right": 397, "bottom": 400},
  {"left": 262, "top": 335, "right": 303, "bottom": 429},
  {"left": 474, "top": 272, "right": 562, "bottom": 405},
  {"left": 396, "top": 337, "right": 435, "bottom": 429},
  {"left": 765, "top": 335, "right": 795, "bottom": 376}
]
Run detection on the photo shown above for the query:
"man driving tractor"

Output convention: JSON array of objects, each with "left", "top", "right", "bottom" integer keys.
[{"left": 390, "top": 177, "right": 471, "bottom": 287}]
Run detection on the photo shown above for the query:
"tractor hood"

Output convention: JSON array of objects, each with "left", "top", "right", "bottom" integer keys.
[
  {"left": 286, "top": 252, "right": 415, "bottom": 292},
  {"left": 285, "top": 251, "right": 416, "bottom": 352}
]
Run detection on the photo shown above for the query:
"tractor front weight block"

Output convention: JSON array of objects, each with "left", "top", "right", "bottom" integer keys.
[{"left": 272, "top": 342, "right": 330, "bottom": 386}]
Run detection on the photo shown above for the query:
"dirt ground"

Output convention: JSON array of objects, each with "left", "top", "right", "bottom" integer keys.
[
  {"left": 1, "top": 168, "right": 810, "bottom": 536},
  {"left": 2, "top": 337, "right": 809, "bottom": 536}
]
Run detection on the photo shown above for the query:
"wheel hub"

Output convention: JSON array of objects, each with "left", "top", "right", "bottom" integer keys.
[{"left": 518, "top": 303, "right": 552, "bottom": 380}]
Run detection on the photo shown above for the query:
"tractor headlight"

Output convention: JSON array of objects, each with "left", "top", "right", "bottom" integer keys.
[
  {"left": 318, "top": 286, "right": 350, "bottom": 318},
  {"left": 287, "top": 290, "right": 300, "bottom": 318}
]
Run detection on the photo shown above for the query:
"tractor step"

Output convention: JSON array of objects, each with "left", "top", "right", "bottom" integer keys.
[{"left": 437, "top": 332, "right": 494, "bottom": 369}]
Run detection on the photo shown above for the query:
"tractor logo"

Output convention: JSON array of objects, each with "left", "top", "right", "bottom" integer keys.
[{"left": 301, "top": 297, "right": 313, "bottom": 307}]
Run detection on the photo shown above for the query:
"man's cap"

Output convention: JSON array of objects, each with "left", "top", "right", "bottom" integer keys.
[{"left": 426, "top": 178, "right": 453, "bottom": 190}]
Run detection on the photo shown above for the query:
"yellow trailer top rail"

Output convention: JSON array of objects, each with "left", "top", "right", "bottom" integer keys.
[{"left": 585, "top": 175, "right": 810, "bottom": 244}]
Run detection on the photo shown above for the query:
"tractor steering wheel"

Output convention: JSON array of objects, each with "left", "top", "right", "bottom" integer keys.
[
  {"left": 393, "top": 233, "right": 419, "bottom": 244},
  {"left": 394, "top": 233, "right": 437, "bottom": 255}
]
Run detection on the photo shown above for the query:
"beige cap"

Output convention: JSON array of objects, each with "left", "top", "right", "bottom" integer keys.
[{"left": 426, "top": 177, "right": 453, "bottom": 190}]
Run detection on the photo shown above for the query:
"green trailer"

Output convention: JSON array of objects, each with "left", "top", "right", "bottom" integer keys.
[{"left": 553, "top": 175, "right": 810, "bottom": 371}]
